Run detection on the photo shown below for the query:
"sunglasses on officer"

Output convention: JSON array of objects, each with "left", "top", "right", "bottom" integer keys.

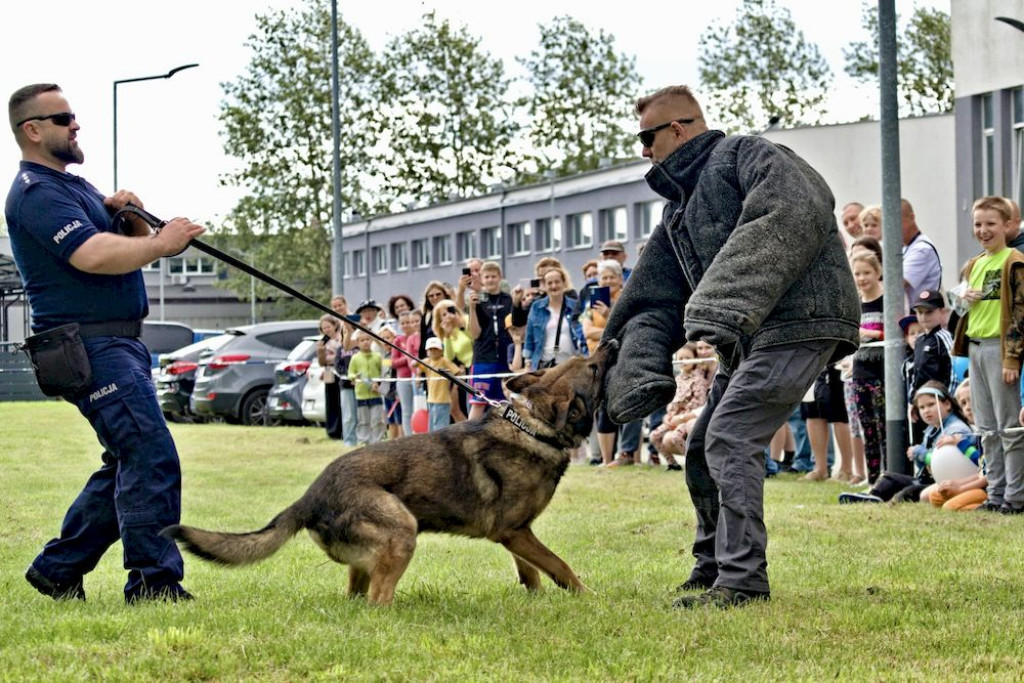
[
  {"left": 637, "top": 117, "right": 697, "bottom": 148},
  {"left": 16, "top": 112, "right": 76, "bottom": 128}
]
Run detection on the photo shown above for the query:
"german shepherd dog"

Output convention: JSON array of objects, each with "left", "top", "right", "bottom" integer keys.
[{"left": 163, "top": 341, "right": 617, "bottom": 605}]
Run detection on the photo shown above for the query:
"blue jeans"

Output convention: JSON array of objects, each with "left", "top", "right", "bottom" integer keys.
[
  {"left": 787, "top": 408, "right": 814, "bottom": 472},
  {"left": 31, "top": 337, "right": 185, "bottom": 599},
  {"left": 428, "top": 402, "right": 450, "bottom": 433},
  {"left": 620, "top": 419, "right": 643, "bottom": 453},
  {"left": 340, "top": 386, "right": 358, "bottom": 446},
  {"left": 396, "top": 378, "right": 414, "bottom": 437}
]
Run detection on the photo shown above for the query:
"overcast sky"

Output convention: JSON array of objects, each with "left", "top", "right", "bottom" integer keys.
[{"left": 1, "top": 0, "right": 948, "bottom": 225}]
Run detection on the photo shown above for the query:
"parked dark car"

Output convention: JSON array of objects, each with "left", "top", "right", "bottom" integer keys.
[
  {"left": 155, "top": 333, "right": 234, "bottom": 422},
  {"left": 190, "top": 320, "right": 320, "bottom": 426},
  {"left": 141, "top": 321, "right": 195, "bottom": 371},
  {"left": 266, "top": 335, "right": 319, "bottom": 424}
]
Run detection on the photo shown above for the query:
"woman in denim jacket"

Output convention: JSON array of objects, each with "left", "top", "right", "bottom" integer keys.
[{"left": 522, "top": 264, "right": 586, "bottom": 370}]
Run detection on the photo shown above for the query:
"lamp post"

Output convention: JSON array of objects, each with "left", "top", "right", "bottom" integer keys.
[{"left": 112, "top": 63, "right": 198, "bottom": 323}]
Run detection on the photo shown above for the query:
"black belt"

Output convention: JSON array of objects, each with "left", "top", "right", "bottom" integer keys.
[{"left": 78, "top": 320, "right": 143, "bottom": 339}]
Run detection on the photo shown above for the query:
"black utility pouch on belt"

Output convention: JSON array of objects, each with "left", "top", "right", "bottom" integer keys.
[{"left": 22, "top": 323, "right": 93, "bottom": 397}]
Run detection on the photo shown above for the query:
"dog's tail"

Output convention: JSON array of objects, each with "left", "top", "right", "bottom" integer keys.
[{"left": 161, "top": 501, "right": 308, "bottom": 567}]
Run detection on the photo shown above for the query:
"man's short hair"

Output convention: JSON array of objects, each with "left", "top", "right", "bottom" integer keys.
[
  {"left": 480, "top": 260, "right": 501, "bottom": 275},
  {"left": 1006, "top": 197, "right": 1021, "bottom": 223},
  {"left": 635, "top": 85, "right": 701, "bottom": 117},
  {"left": 901, "top": 198, "right": 916, "bottom": 219},
  {"left": 9, "top": 83, "right": 61, "bottom": 135}
]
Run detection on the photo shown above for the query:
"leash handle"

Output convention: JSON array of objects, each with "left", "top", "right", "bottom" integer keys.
[{"left": 113, "top": 204, "right": 484, "bottom": 399}]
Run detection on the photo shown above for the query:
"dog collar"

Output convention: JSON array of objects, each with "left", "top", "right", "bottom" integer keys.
[{"left": 493, "top": 395, "right": 568, "bottom": 449}]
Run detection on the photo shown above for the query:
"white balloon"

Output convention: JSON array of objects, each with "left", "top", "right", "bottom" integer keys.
[{"left": 929, "top": 444, "right": 980, "bottom": 482}]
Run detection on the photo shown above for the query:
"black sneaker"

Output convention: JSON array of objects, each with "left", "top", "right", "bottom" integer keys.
[
  {"left": 977, "top": 500, "right": 1004, "bottom": 513},
  {"left": 672, "top": 585, "right": 770, "bottom": 609},
  {"left": 588, "top": 458, "right": 602, "bottom": 466},
  {"left": 999, "top": 503, "right": 1024, "bottom": 515},
  {"left": 666, "top": 462, "right": 683, "bottom": 472},
  {"left": 25, "top": 565, "right": 85, "bottom": 601},
  {"left": 674, "top": 574, "right": 717, "bottom": 592},
  {"left": 126, "top": 585, "right": 195, "bottom": 605},
  {"left": 838, "top": 492, "right": 883, "bottom": 505}
]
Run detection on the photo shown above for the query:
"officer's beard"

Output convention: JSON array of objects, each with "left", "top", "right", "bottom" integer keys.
[{"left": 49, "top": 138, "right": 85, "bottom": 165}]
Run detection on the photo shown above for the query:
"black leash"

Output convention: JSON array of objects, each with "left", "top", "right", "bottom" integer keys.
[
  {"left": 114, "top": 205, "right": 567, "bottom": 446},
  {"left": 113, "top": 204, "right": 482, "bottom": 399}
]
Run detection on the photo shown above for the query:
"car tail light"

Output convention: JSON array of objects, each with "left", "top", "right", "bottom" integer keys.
[
  {"left": 166, "top": 361, "right": 199, "bottom": 376},
  {"left": 207, "top": 354, "right": 251, "bottom": 371},
  {"left": 283, "top": 361, "right": 311, "bottom": 376}
]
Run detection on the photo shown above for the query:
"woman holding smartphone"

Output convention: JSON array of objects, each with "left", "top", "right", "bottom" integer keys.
[
  {"left": 581, "top": 260, "right": 629, "bottom": 465},
  {"left": 581, "top": 259, "right": 623, "bottom": 354}
]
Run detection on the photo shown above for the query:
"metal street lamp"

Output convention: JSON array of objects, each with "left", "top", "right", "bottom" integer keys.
[
  {"left": 112, "top": 63, "right": 198, "bottom": 322},
  {"left": 113, "top": 63, "right": 198, "bottom": 190}
]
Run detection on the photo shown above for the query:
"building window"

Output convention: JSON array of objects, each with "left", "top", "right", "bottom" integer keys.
[
  {"left": 433, "top": 235, "right": 452, "bottom": 265},
  {"left": 565, "top": 212, "right": 593, "bottom": 249},
  {"left": 480, "top": 226, "right": 502, "bottom": 259},
  {"left": 352, "top": 249, "right": 366, "bottom": 277},
  {"left": 638, "top": 200, "right": 666, "bottom": 239},
  {"left": 412, "top": 238, "right": 431, "bottom": 269},
  {"left": 1013, "top": 87, "right": 1023, "bottom": 207},
  {"left": 456, "top": 231, "right": 477, "bottom": 262},
  {"left": 982, "top": 93, "right": 995, "bottom": 196},
  {"left": 507, "top": 221, "right": 531, "bottom": 256},
  {"left": 534, "top": 217, "right": 562, "bottom": 253},
  {"left": 371, "top": 245, "right": 388, "bottom": 274},
  {"left": 343, "top": 252, "right": 351, "bottom": 279},
  {"left": 166, "top": 255, "right": 216, "bottom": 275},
  {"left": 391, "top": 242, "right": 408, "bottom": 272},
  {"left": 598, "top": 206, "right": 628, "bottom": 243}
]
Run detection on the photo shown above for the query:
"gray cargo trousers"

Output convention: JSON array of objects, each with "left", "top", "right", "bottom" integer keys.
[{"left": 684, "top": 339, "right": 838, "bottom": 593}]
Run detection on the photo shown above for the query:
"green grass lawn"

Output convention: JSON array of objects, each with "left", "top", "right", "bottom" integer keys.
[{"left": 2, "top": 401, "right": 1023, "bottom": 681}]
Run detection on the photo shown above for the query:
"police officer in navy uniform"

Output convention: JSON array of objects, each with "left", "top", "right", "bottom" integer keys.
[{"left": 6, "top": 84, "right": 204, "bottom": 603}]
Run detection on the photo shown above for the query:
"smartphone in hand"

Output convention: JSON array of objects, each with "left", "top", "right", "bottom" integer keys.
[{"left": 592, "top": 286, "right": 611, "bottom": 308}]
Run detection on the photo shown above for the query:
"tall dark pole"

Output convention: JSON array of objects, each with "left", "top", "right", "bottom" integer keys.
[
  {"left": 330, "top": 0, "right": 345, "bottom": 297},
  {"left": 878, "top": 0, "right": 909, "bottom": 475},
  {"left": 112, "top": 63, "right": 198, "bottom": 321}
]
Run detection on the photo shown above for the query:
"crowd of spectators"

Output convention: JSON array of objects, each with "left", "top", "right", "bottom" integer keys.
[{"left": 311, "top": 193, "right": 1024, "bottom": 516}]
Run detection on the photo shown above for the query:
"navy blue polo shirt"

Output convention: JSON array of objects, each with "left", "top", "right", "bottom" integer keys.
[{"left": 5, "top": 161, "right": 148, "bottom": 332}]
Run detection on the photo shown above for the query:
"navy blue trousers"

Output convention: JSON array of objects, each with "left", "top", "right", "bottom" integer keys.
[{"left": 31, "top": 336, "right": 185, "bottom": 598}]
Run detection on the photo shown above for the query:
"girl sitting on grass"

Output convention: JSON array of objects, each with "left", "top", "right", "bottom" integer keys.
[
  {"left": 929, "top": 379, "right": 989, "bottom": 511},
  {"left": 650, "top": 343, "right": 710, "bottom": 468},
  {"left": 840, "top": 381, "right": 972, "bottom": 504}
]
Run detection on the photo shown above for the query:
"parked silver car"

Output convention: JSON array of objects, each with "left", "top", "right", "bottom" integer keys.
[
  {"left": 191, "top": 320, "right": 320, "bottom": 426},
  {"left": 267, "top": 335, "right": 319, "bottom": 424},
  {"left": 155, "top": 333, "right": 234, "bottom": 422}
]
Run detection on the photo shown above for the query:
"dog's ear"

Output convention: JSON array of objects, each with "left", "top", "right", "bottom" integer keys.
[{"left": 505, "top": 372, "right": 543, "bottom": 396}]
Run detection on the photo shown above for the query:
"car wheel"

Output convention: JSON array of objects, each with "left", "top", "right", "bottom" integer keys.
[{"left": 240, "top": 388, "right": 280, "bottom": 427}]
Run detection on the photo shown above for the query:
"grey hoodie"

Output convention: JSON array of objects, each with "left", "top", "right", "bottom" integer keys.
[{"left": 603, "top": 130, "right": 860, "bottom": 423}]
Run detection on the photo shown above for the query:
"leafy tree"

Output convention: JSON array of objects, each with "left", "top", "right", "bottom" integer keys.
[
  {"left": 516, "top": 16, "right": 642, "bottom": 180},
  {"left": 375, "top": 12, "right": 521, "bottom": 209},
  {"left": 843, "top": 3, "right": 953, "bottom": 116},
  {"left": 697, "top": 0, "right": 833, "bottom": 133},
  {"left": 216, "top": 0, "right": 380, "bottom": 316}
]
